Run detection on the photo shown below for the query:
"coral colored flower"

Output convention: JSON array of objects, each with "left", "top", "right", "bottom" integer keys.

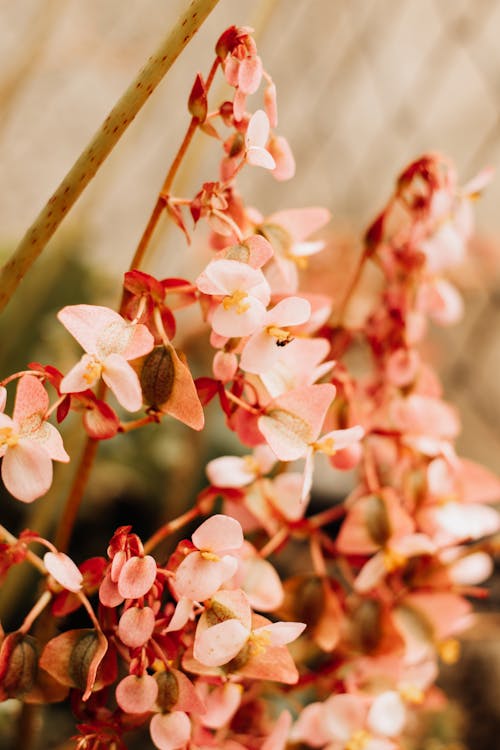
[
  {"left": 150, "top": 710, "right": 191, "bottom": 750},
  {"left": 196, "top": 259, "right": 270, "bottom": 337},
  {"left": 245, "top": 110, "right": 276, "bottom": 170},
  {"left": 240, "top": 296, "right": 311, "bottom": 374},
  {"left": 193, "top": 588, "right": 305, "bottom": 669},
  {"left": 173, "top": 515, "right": 244, "bottom": 602},
  {"left": 58, "top": 304, "right": 154, "bottom": 411},
  {"left": 0, "top": 375, "right": 69, "bottom": 503}
]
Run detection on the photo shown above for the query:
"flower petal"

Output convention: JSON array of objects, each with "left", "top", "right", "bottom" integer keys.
[
  {"left": 193, "top": 514, "right": 244, "bottom": 553},
  {"left": 2, "top": 441, "right": 53, "bottom": 503},
  {"left": 44, "top": 551, "right": 83, "bottom": 592},
  {"left": 194, "top": 619, "right": 249, "bottom": 667},
  {"left": 58, "top": 305, "right": 121, "bottom": 354},
  {"left": 102, "top": 354, "right": 143, "bottom": 411},
  {"left": 150, "top": 711, "right": 191, "bottom": 750},
  {"left": 13, "top": 375, "right": 48, "bottom": 424}
]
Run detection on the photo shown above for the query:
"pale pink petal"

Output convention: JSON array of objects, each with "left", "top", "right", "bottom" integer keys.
[
  {"left": 434, "top": 502, "right": 500, "bottom": 541},
  {"left": 58, "top": 304, "right": 120, "bottom": 354},
  {"left": 318, "top": 425, "right": 365, "bottom": 453},
  {"left": 367, "top": 691, "right": 406, "bottom": 737},
  {"left": 264, "top": 81, "right": 278, "bottom": 128},
  {"left": 258, "top": 414, "right": 309, "bottom": 461},
  {"left": 267, "top": 207, "right": 331, "bottom": 242},
  {"left": 243, "top": 234, "right": 274, "bottom": 268},
  {"left": 269, "top": 297, "right": 311, "bottom": 327},
  {"left": 194, "top": 619, "right": 249, "bottom": 666},
  {"left": 354, "top": 552, "right": 387, "bottom": 593},
  {"left": 322, "top": 694, "right": 367, "bottom": 742},
  {"left": 44, "top": 551, "right": 83, "bottom": 592},
  {"left": 198, "top": 259, "right": 267, "bottom": 297},
  {"left": 174, "top": 552, "right": 238, "bottom": 601},
  {"left": 458, "top": 458, "right": 500, "bottom": 503},
  {"left": 206, "top": 456, "right": 256, "bottom": 487},
  {"left": 447, "top": 551, "right": 493, "bottom": 585},
  {"left": 121, "top": 323, "right": 155, "bottom": 360},
  {"left": 291, "top": 703, "right": 330, "bottom": 747},
  {"left": 291, "top": 240, "right": 325, "bottom": 257},
  {"left": 0, "top": 386, "right": 6, "bottom": 412},
  {"left": 118, "top": 606, "right": 155, "bottom": 647},
  {"left": 269, "top": 473, "right": 306, "bottom": 521},
  {"left": 13, "top": 375, "right": 48, "bottom": 423},
  {"left": 269, "top": 135, "right": 296, "bottom": 181},
  {"left": 116, "top": 673, "right": 158, "bottom": 714},
  {"left": 212, "top": 296, "right": 267, "bottom": 337},
  {"left": 201, "top": 683, "right": 242, "bottom": 729},
  {"left": 60, "top": 354, "right": 100, "bottom": 394},
  {"left": 102, "top": 353, "right": 143, "bottom": 411},
  {"left": 238, "top": 55, "right": 263, "bottom": 94},
  {"left": 33, "top": 422, "right": 70, "bottom": 462},
  {"left": 233, "top": 87, "right": 247, "bottom": 121},
  {"left": 254, "top": 621, "right": 306, "bottom": 646},
  {"left": 212, "top": 351, "right": 238, "bottom": 382},
  {"left": 118, "top": 555, "right": 157, "bottom": 599},
  {"left": 301, "top": 446, "right": 315, "bottom": 503},
  {"left": 150, "top": 711, "right": 191, "bottom": 750},
  {"left": 192, "top": 514, "right": 244, "bottom": 553},
  {"left": 165, "top": 597, "right": 194, "bottom": 633},
  {"left": 240, "top": 331, "right": 280, "bottom": 374},
  {"left": 2, "top": 441, "right": 53, "bottom": 502},
  {"left": 239, "top": 554, "right": 284, "bottom": 611},
  {"left": 206, "top": 588, "right": 253, "bottom": 629},
  {"left": 403, "top": 592, "right": 472, "bottom": 640},
  {"left": 274, "top": 384, "right": 336, "bottom": 442},
  {"left": 262, "top": 710, "right": 292, "bottom": 750},
  {"left": 246, "top": 146, "right": 276, "bottom": 170},
  {"left": 99, "top": 571, "right": 124, "bottom": 607},
  {"left": 245, "top": 109, "right": 270, "bottom": 149},
  {"left": 391, "top": 533, "right": 436, "bottom": 557}
]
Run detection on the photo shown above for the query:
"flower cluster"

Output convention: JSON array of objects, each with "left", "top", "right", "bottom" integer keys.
[{"left": 0, "top": 23, "right": 498, "bottom": 750}]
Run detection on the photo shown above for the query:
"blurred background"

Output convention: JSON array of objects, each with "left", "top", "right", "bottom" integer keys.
[{"left": 2, "top": 1, "right": 500, "bottom": 748}]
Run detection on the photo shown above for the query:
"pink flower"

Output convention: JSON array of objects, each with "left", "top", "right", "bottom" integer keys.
[
  {"left": 173, "top": 515, "right": 244, "bottom": 602},
  {"left": 0, "top": 375, "right": 69, "bottom": 503},
  {"left": 245, "top": 110, "right": 276, "bottom": 170},
  {"left": 240, "top": 296, "right": 311, "bottom": 374},
  {"left": 58, "top": 304, "right": 154, "bottom": 411},
  {"left": 193, "top": 589, "right": 305, "bottom": 669},
  {"left": 196, "top": 259, "right": 270, "bottom": 337}
]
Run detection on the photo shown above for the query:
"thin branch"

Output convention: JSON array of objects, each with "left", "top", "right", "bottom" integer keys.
[{"left": 0, "top": 0, "right": 221, "bottom": 314}]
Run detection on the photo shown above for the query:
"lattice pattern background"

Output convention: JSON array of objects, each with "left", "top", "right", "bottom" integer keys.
[{"left": 2, "top": 0, "right": 500, "bottom": 467}]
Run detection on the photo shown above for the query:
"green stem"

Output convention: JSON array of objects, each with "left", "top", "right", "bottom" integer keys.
[{"left": 0, "top": 0, "right": 221, "bottom": 314}]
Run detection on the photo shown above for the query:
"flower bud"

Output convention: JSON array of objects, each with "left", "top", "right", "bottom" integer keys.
[{"left": 188, "top": 74, "right": 207, "bottom": 122}]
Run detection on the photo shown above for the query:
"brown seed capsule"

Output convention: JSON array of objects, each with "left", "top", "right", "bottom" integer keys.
[
  {"left": 69, "top": 631, "right": 101, "bottom": 692},
  {"left": 364, "top": 494, "right": 392, "bottom": 547},
  {"left": 155, "top": 669, "right": 179, "bottom": 711},
  {"left": 0, "top": 632, "right": 39, "bottom": 698},
  {"left": 140, "top": 346, "right": 175, "bottom": 410}
]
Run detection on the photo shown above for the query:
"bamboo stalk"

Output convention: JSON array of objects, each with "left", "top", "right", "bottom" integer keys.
[{"left": 0, "top": 0, "right": 220, "bottom": 314}]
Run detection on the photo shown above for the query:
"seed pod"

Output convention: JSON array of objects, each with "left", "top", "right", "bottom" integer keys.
[
  {"left": 364, "top": 495, "right": 392, "bottom": 547},
  {"left": 155, "top": 669, "right": 179, "bottom": 712},
  {"left": 140, "top": 346, "right": 175, "bottom": 410},
  {"left": 0, "top": 632, "right": 39, "bottom": 698}
]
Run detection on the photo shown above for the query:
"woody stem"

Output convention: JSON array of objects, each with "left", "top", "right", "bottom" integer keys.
[{"left": 144, "top": 505, "right": 201, "bottom": 554}]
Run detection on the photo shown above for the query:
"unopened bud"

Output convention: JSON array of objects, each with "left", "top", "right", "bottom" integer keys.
[
  {"left": 188, "top": 74, "right": 207, "bottom": 122},
  {"left": 69, "top": 630, "right": 102, "bottom": 692}
]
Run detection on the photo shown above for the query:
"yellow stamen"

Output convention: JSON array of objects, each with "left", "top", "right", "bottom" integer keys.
[
  {"left": 249, "top": 629, "right": 271, "bottom": 657},
  {"left": 83, "top": 358, "right": 103, "bottom": 384},
  {"left": 0, "top": 426, "right": 18, "bottom": 448},
  {"left": 243, "top": 455, "right": 260, "bottom": 475},
  {"left": 399, "top": 683, "right": 424, "bottom": 704},
  {"left": 200, "top": 551, "right": 220, "bottom": 562},
  {"left": 266, "top": 325, "right": 294, "bottom": 347},
  {"left": 151, "top": 659, "right": 166, "bottom": 673},
  {"left": 313, "top": 437, "right": 336, "bottom": 455},
  {"left": 382, "top": 548, "right": 407, "bottom": 573},
  {"left": 346, "top": 729, "right": 371, "bottom": 750},
  {"left": 222, "top": 290, "right": 250, "bottom": 314},
  {"left": 438, "top": 638, "right": 460, "bottom": 664}
]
